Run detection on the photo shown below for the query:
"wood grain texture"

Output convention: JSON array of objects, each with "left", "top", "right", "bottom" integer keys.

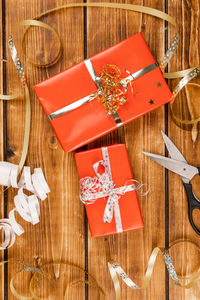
[
  {"left": 5, "top": 1, "right": 85, "bottom": 299},
  {"left": 0, "top": 0, "right": 5, "bottom": 298},
  {"left": 86, "top": 0, "right": 166, "bottom": 299},
  {"left": 0, "top": 0, "right": 199, "bottom": 299},
  {"left": 168, "top": 0, "right": 200, "bottom": 299},
  {"left": 86, "top": 2, "right": 126, "bottom": 299},
  {"left": 124, "top": 1, "right": 167, "bottom": 298}
]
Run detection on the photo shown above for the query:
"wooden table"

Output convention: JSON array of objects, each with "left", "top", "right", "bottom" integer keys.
[{"left": 0, "top": 0, "right": 200, "bottom": 299}]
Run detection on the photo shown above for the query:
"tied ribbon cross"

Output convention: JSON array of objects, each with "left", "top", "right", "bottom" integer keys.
[
  {"left": 80, "top": 147, "right": 143, "bottom": 233},
  {"left": 92, "top": 64, "right": 131, "bottom": 115}
]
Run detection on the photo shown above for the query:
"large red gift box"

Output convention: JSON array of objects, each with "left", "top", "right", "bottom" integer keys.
[
  {"left": 34, "top": 32, "right": 172, "bottom": 152},
  {"left": 75, "top": 144, "right": 144, "bottom": 237}
]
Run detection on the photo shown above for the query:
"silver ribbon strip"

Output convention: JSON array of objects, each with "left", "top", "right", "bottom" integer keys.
[
  {"left": 171, "top": 67, "right": 200, "bottom": 100},
  {"left": 161, "top": 249, "right": 181, "bottom": 286},
  {"left": 84, "top": 59, "right": 123, "bottom": 127},
  {"left": 48, "top": 61, "right": 158, "bottom": 122},
  {"left": 160, "top": 34, "right": 178, "bottom": 70},
  {"left": 80, "top": 147, "right": 138, "bottom": 233},
  {"left": 109, "top": 248, "right": 180, "bottom": 291}
]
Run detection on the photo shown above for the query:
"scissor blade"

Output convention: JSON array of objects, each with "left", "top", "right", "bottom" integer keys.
[
  {"left": 161, "top": 131, "right": 187, "bottom": 163},
  {"left": 143, "top": 152, "right": 198, "bottom": 180}
]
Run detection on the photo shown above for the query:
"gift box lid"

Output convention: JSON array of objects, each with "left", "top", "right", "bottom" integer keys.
[
  {"left": 75, "top": 144, "right": 144, "bottom": 237},
  {"left": 34, "top": 33, "right": 172, "bottom": 152}
]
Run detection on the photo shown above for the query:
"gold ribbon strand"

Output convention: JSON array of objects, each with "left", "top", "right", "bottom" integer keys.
[
  {"left": 108, "top": 239, "right": 200, "bottom": 300},
  {"left": 1, "top": 2, "right": 200, "bottom": 184},
  {"left": 0, "top": 240, "right": 199, "bottom": 299},
  {"left": 0, "top": 260, "right": 104, "bottom": 300}
]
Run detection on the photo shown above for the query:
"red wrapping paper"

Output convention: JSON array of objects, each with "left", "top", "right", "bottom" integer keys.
[
  {"left": 75, "top": 144, "right": 144, "bottom": 237},
  {"left": 34, "top": 32, "right": 172, "bottom": 152}
]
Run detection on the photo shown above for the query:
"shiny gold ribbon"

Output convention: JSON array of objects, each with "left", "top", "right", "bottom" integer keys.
[
  {"left": 170, "top": 83, "right": 200, "bottom": 125},
  {"left": 0, "top": 240, "right": 199, "bottom": 299},
  {"left": 96, "top": 64, "right": 129, "bottom": 115},
  {"left": 0, "top": 38, "right": 30, "bottom": 177},
  {"left": 108, "top": 239, "right": 200, "bottom": 300},
  {"left": 0, "top": 4, "right": 200, "bottom": 299}
]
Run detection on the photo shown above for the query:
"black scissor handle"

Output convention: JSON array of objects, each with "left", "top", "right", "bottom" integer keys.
[{"left": 183, "top": 182, "right": 200, "bottom": 235}]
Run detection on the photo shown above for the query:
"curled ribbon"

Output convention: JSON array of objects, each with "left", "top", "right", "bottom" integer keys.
[
  {"left": 80, "top": 147, "right": 148, "bottom": 233},
  {"left": 0, "top": 259, "right": 104, "bottom": 300},
  {"left": 0, "top": 240, "right": 198, "bottom": 299},
  {"left": 96, "top": 64, "right": 131, "bottom": 115},
  {"left": 108, "top": 239, "right": 200, "bottom": 300},
  {"left": 0, "top": 163, "right": 50, "bottom": 249}
]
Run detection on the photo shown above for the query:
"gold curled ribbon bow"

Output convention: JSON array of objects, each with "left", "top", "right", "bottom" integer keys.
[
  {"left": 97, "top": 64, "right": 130, "bottom": 115},
  {"left": 79, "top": 146, "right": 147, "bottom": 233},
  {"left": 108, "top": 239, "right": 200, "bottom": 300}
]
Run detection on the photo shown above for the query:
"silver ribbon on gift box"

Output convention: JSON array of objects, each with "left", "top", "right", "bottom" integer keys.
[
  {"left": 48, "top": 60, "right": 158, "bottom": 126},
  {"left": 79, "top": 147, "right": 147, "bottom": 233}
]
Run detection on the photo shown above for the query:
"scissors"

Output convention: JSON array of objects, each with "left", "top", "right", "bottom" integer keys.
[{"left": 143, "top": 131, "right": 200, "bottom": 235}]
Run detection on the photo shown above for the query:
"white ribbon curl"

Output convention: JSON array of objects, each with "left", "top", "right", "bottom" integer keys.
[
  {"left": 80, "top": 147, "right": 149, "bottom": 233},
  {"left": 0, "top": 162, "right": 50, "bottom": 249}
]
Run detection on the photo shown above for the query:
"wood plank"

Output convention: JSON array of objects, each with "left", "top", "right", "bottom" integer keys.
[
  {"left": 168, "top": 0, "right": 200, "bottom": 299},
  {"left": 5, "top": 1, "right": 85, "bottom": 299},
  {"left": 86, "top": 2, "right": 127, "bottom": 297},
  {"left": 0, "top": 0, "right": 5, "bottom": 298},
  {"left": 125, "top": 1, "right": 167, "bottom": 298},
  {"left": 87, "top": 0, "right": 166, "bottom": 299}
]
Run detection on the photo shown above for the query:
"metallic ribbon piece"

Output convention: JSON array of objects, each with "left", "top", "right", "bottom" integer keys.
[
  {"left": 160, "top": 34, "right": 178, "bottom": 71},
  {"left": 170, "top": 67, "right": 200, "bottom": 104},
  {"left": 108, "top": 247, "right": 180, "bottom": 298},
  {"left": 48, "top": 61, "right": 158, "bottom": 124},
  {"left": 7, "top": 36, "right": 31, "bottom": 174},
  {"left": 84, "top": 60, "right": 124, "bottom": 126},
  {"left": 108, "top": 239, "right": 200, "bottom": 300},
  {"left": 84, "top": 59, "right": 102, "bottom": 90},
  {"left": 161, "top": 249, "right": 180, "bottom": 285},
  {"left": 8, "top": 36, "right": 26, "bottom": 85},
  {"left": 80, "top": 147, "right": 139, "bottom": 233}
]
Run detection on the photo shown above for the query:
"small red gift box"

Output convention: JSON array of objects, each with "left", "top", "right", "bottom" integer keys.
[
  {"left": 75, "top": 144, "right": 144, "bottom": 237},
  {"left": 34, "top": 32, "right": 172, "bottom": 152}
]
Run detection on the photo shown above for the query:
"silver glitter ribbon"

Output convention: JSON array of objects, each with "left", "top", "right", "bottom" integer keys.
[
  {"left": 171, "top": 67, "right": 200, "bottom": 102},
  {"left": 160, "top": 34, "right": 178, "bottom": 70},
  {"left": 161, "top": 249, "right": 181, "bottom": 285},
  {"left": 80, "top": 147, "right": 142, "bottom": 233}
]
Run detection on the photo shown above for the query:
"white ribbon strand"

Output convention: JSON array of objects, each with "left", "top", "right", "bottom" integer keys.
[{"left": 0, "top": 162, "right": 50, "bottom": 249}]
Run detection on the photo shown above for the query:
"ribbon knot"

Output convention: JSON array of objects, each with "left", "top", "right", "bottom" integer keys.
[{"left": 80, "top": 147, "right": 143, "bottom": 233}]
